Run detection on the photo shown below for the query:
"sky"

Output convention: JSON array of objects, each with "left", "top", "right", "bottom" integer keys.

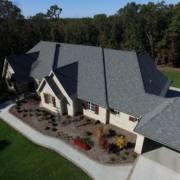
[{"left": 13, "top": 0, "right": 180, "bottom": 18}]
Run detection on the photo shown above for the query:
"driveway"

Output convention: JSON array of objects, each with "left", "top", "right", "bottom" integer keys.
[{"left": 128, "top": 145, "right": 180, "bottom": 180}]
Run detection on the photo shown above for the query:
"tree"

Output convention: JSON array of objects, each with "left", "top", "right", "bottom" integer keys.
[
  {"left": 0, "top": 0, "right": 24, "bottom": 75},
  {"left": 46, "top": 5, "right": 62, "bottom": 19}
]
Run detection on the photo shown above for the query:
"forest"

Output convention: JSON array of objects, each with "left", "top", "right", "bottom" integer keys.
[{"left": 0, "top": 0, "right": 180, "bottom": 76}]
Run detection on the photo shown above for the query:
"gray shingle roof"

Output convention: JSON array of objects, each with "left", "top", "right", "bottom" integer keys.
[
  {"left": 53, "top": 62, "right": 78, "bottom": 100},
  {"left": 138, "top": 52, "right": 171, "bottom": 96},
  {"left": 28, "top": 41, "right": 56, "bottom": 80},
  {"left": 44, "top": 76, "right": 64, "bottom": 100},
  {"left": 134, "top": 97, "right": 180, "bottom": 150},
  {"left": 6, "top": 52, "right": 38, "bottom": 84}
]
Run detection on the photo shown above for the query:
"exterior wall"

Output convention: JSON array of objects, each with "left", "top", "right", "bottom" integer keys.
[
  {"left": 51, "top": 73, "right": 74, "bottom": 116},
  {"left": 134, "top": 134, "right": 145, "bottom": 154},
  {"left": 83, "top": 106, "right": 108, "bottom": 124},
  {"left": 40, "top": 82, "right": 61, "bottom": 113},
  {"left": 109, "top": 112, "right": 138, "bottom": 134}
]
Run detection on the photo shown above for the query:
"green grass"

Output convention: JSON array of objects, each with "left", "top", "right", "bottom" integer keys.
[
  {"left": 0, "top": 119, "right": 91, "bottom": 180},
  {"left": 158, "top": 67, "right": 180, "bottom": 88}
]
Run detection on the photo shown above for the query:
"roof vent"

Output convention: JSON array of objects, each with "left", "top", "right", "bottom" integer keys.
[{"left": 150, "top": 80, "right": 152, "bottom": 83}]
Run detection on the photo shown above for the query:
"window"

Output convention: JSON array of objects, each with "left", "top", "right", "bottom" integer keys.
[
  {"left": 87, "top": 102, "right": 95, "bottom": 112},
  {"left": 114, "top": 110, "right": 120, "bottom": 116},
  {"left": 47, "top": 94, "right": 52, "bottom": 104},
  {"left": 44, "top": 93, "right": 56, "bottom": 107}
]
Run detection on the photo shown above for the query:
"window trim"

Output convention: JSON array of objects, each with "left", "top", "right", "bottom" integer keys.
[{"left": 87, "top": 102, "right": 95, "bottom": 112}]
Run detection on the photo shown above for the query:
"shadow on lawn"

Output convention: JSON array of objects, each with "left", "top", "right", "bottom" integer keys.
[{"left": 0, "top": 139, "right": 11, "bottom": 151}]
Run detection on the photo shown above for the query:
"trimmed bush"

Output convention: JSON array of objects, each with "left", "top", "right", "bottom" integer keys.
[
  {"left": 108, "top": 129, "right": 116, "bottom": 134},
  {"left": 110, "top": 157, "right": 115, "bottom": 162},
  {"left": 121, "top": 156, "right": 127, "bottom": 160},
  {"left": 124, "top": 151, "right": 129, "bottom": 156},
  {"left": 44, "top": 126, "right": 50, "bottom": 130},
  {"left": 73, "top": 138, "right": 90, "bottom": 150},
  {"left": 51, "top": 127, "right": 57, "bottom": 131},
  {"left": 52, "top": 122, "right": 57, "bottom": 126},
  {"left": 98, "top": 138, "right": 108, "bottom": 149},
  {"left": 66, "top": 115, "right": 71, "bottom": 119},
  {"left": 86, "top": 131, "right": 92, "bottom": 136},
  {"left": 96, "top": 126, "right": 104, "bottom": 137},
  {"left": 133, "top": 154, "right": 137, "bottom": 159}
]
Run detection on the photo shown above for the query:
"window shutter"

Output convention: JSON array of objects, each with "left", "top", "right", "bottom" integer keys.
[
  {"left": 110, "top": 109, "right": 115, "bottom": 115},
  {"left": 129, "top": 116, "right": 135, "bottom": 122},
  {"left": 44, "top": 93, "right": 48, "bottom": 103},
  {"left": 82, "top": 100, "right": 87, "bottom": 109},
  {"left": 52, "top": 97, "right": 56, "bottom": 107},
  {"left": 95, "top": 105, "right": 99, "bottom": 115}
]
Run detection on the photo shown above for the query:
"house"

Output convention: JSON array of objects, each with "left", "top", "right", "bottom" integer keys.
[{"left": 3, "top": 41, "right": 180, "bottom": 154}]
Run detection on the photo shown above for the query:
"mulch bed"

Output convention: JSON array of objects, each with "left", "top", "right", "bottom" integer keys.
[{"left": 9, "top": 99, "right": 138, "bottom": 165}]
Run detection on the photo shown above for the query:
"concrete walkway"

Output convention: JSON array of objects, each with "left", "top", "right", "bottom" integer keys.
[{"left": 0, "top": 101, "right": 132, "bottom": 180}]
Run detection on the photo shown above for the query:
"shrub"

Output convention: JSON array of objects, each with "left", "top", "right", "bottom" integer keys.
[
  {"left": 51, "top": 127, "right": 57, "bottom": 131},
  {"left": 44, "top": 126, "right": 50, "bottom": 130},
  {"left": 81, "top": 137, "right": 94, "bottom": 147},
  {"left": 73, "top": 138, "right": 90, "bottom": 150},
  {"left": 79, "top": 115, "right": 84, "bottom": 120},
  {"left": 98, "top": 138, "right": 108, "bottom": 149},
  {"left": 21, "top": 113, "right": 25, "bottom": 117},
  {"left": 23, "top": 109, "right": 27, "bottom": 112},
  {"left": 117, "top": 135, "right": 125, "bottom": 149},
  {"left": 48, "top": 120, "right": 51, "bottom": 123},
  {"left": 124, "top": 151, "right": 129, "bottom": 156},
  {"left": 86, "top": 131, "right": 92, "bottom": 136},
  {"left": 15, "top": 106, "right": 20, "bottom": 109},
  {"left": 133, "top": 154, "right": 137, "bottom": 159},
  {"left": 110, "top": 157, "right": 115, "bottom": 162},
  {"left": 51, "top": 118, "right": 55, "bottom": 122},
  {"left": 17, "top": 110, "right": 21, "bottom": 113},
  {"left": 96, "top": 126, "right": 104, "bottom": 137},
  {"left": 116, "top": 152, "right": 120, "bottom": 156},
  {"left": 108, "top": 129, "right": 115, "bottom": 134},
  {"left": 66, "top": 115, "right": 71, "bottom": 119},
  {"left": 50, "top": 114, "right": 55, "bottom": 118},
  {"left": 121, "top": 156, "right": 127, "bottom": 160},
  {"left": 52, "top": 122, "right": 57, "bottom": 126},
  {"left": 85, "top": 117, "right": 89, "bottom": 122}
]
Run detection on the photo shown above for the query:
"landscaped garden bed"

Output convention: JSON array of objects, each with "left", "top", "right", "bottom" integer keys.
[{"left": 9, "top": 98, "right": 138, "bottom": 164}]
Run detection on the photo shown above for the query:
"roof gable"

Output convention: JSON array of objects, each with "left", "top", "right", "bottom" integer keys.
[{"left": 53, "top": 62, "right": 78, "bottom": 100}]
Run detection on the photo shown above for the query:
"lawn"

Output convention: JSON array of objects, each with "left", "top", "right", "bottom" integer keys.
[
  {"left": 0, "top": 119, "right": 91, "bottom": 180},
  {"left": 158, "top": 66, "right": 180, "bottom": 88}
]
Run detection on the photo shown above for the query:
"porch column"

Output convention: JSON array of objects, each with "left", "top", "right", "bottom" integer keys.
[{"left": 134, "top": 134, "right": 145, "bottom": 154}]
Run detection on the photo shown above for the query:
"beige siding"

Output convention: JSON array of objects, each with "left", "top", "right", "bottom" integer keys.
[
  {"left": 83, "top": 106, "right": 108, "bottom": 124},
  {"left": 40, "top": 81, "right": 61, "bottom": 113},
  {"left": 109, "top": 112, "right": 138, "bottom": 134},
  {"left": 134, "top": 134, "right": 145, "bottom": 154},
  {"left": 51, "top": 73, "right": 74, "bottom": 116}
]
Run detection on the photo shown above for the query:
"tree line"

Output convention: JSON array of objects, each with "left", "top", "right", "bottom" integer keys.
[{"left": 1, "top": 0, "right": 180, "bottom": 76}]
